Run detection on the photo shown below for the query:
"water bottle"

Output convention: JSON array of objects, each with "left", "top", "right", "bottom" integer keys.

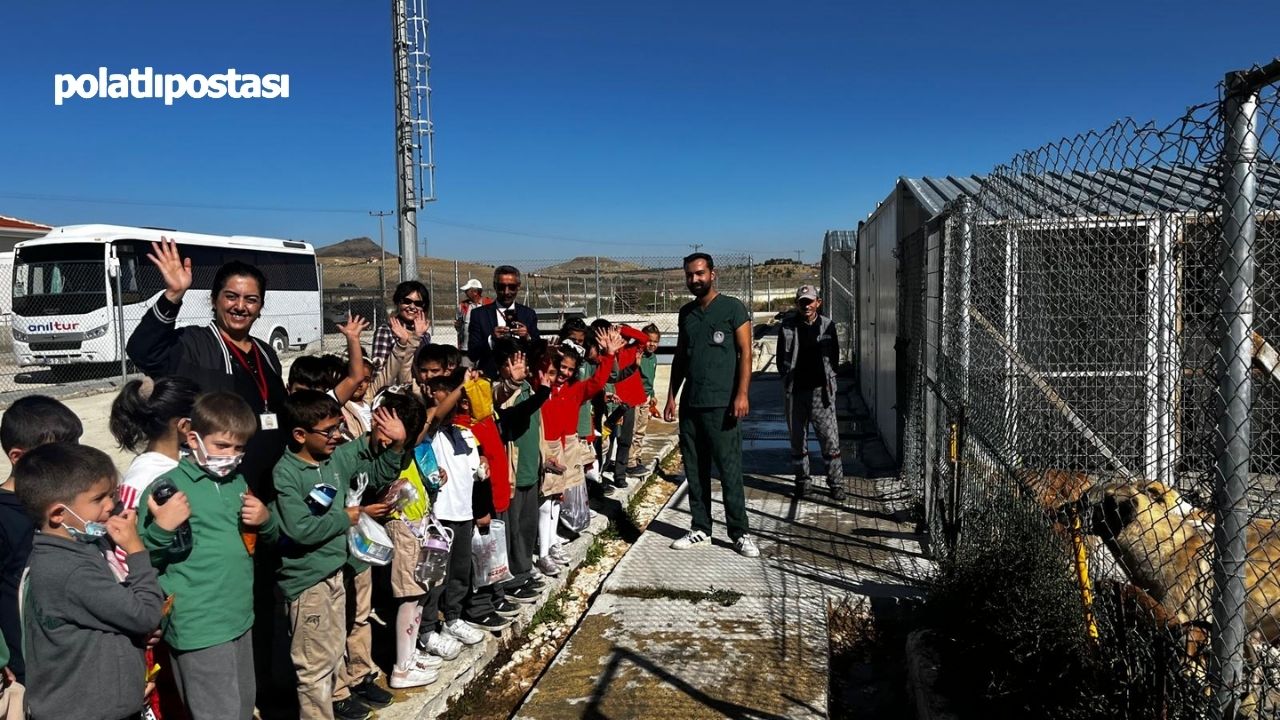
[
  {"left": 414, "top": 520, "right": 453, "bottom": 588},
  {"left": 151, "top": 479, "right": 192, "bottom": 554}
]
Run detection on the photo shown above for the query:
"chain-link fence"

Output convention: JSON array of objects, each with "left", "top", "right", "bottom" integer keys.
[
  {"left": 897, "top": 60, "right": 1280, "bottom": 718},
  {"left": 821, "top": 230, "right": 857, "bottom": 368}
]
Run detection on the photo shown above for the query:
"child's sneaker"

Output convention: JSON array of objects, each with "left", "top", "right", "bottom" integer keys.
[
  {"left": 352, "top": 674, "right": 394, "bottom": 708},
  {"left": 507, "top": 583, "right": 541, "bottom": 604},
  {"left": 445, "top": 618, "right": 486, "bottom": 646},
  {"left": 549, "top": 545, "right": 571, "bottom": 566},
  {"left": 494, "top": 598, "right": 522, "bottom": 617},
  {"left": 414, "top": 650, "right": 444, "bottom": 670},
  {"left": 469, "top": 612, "right": 513, "bottom": 633},
  {"left": 535, "top": 556, "right": 561, "bottom": 577},
  {"left": 734, "top": 536, "right": 761, "bottom": 558},
  {"left": 333, "top": 697, "right": 373, "bottom": 720},
  {"left": 422, "top": 630, "right": 463, "bottom": 660},
  {"left": 389, "top": 662, "right": 439, "bottom": 689}
]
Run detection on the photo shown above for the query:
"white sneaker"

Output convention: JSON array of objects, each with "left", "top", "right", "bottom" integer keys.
[
  {"left": 414, "top": 650, "right": 443, "bottom": 669},
  {"left": 734, "top": 536, "right": 760, "bottom": 558},
  {"left": 423, "top": 630, "right": 463, "bottom": 660},
  {"left": 389, "top": 662, "right": 439, "bottom": 689},
  {"left": 670, "top": 530, "right": 710, "bottom": 550},
  {"left": 445, "top": 618, "right": 486, "bottom": 646},
  {"left": 585, "top": 466, "right": 601, "bottom": 484}
]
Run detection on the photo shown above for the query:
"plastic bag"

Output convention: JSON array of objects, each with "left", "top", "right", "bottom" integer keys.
[
  {"left": 349, "top": 513, "right": 394, "bottom": 566},
  {"left": 415, "top": 517, "right": 454, "bottom": 589},
  {"left": 470, "top": 519, "right": 513, "bottom": 589},
  {"left": 560, "top": 481, "right": 590, "bottom": 533}
]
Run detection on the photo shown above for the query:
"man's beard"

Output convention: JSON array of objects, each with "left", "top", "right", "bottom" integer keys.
[{"left": 688, "top": 282, "right": 709, "bottom": 297}]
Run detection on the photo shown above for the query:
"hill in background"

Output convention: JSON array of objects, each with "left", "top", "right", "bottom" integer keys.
[{"left": 316, "top": 236, "right": 399, "bottom": 259}]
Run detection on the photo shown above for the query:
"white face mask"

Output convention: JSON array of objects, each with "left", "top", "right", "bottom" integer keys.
[
  {"left": 194, "top": 433, "right": 244, "bottom": 478},
  {"left": 61, "top": 505, "right": 108, "bottom": 542}
]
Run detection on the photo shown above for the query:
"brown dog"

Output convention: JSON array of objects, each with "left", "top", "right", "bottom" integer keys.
[{"left": 1068, "top": 480, "right": 1280, "bottom": 643}]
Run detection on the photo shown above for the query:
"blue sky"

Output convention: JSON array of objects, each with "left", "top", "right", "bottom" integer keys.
[{"left": 0, "top": 1, "right": 1276, "bottom": 261}]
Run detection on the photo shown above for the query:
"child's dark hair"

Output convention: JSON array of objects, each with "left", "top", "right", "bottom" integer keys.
[
  {"left": 377, "top": 391, "right": 426, "bottom": 445},
  {"left": 559, "top": 318, "right": 588, "bottom": 340},
  {"left": 425, "top": 368, "right": 466, "bottom": 396},
  {"left": 283, "top": 390, "right": 342, "bottom": 436},
  {"left": 414, "top": 343, "right": 452, "bottom": 370},
  {"left": 15, "top": 442, "right": 117, "bottom": 525},
  {"left": 321, "top": 355, "right": 346, "bottom": 387},
  {"left": 288, "top": 355, "right": 331, "bottom": 391},
  {"left": 190, "top": 392, "right": 257, "bottom": 439},
  {"left": 0, "top": 395, "right": 83, "bottom": 454},
  {"left": 111, "top": 376, "right": 200, "bottom": 453},
  {"left": 443, "top": 345, "right": 463, "bottom": 370},
  {"left": 493, "top": 336, "right": 525, "bottom": 368},
  {"left": 642, "top": 323, "right": 661, "bottom": 336},
  {"left": 585, "top": 318, "right": 612, "bottom": 350}
]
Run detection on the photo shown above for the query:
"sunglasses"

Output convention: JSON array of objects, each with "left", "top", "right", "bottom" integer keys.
[
  {"left": 496, "top": 283, "right": 520, "bottom": 290},
  {"left": 399, "top": 298, "right": 427, "bottom": 308},
  {"left": 305, "top": 422, "right": 349, "bottom": 440}
]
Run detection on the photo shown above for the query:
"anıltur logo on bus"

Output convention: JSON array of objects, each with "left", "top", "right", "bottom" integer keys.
[{"left": 26, "top": 321, "right": 79, "bottom": 333}]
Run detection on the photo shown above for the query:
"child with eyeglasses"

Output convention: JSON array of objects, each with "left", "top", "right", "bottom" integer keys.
[{"left": 271, "top": 390, "right": 408, "bottom": 720}]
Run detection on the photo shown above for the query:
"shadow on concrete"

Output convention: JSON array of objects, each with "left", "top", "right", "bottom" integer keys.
[{"left": 582, "top": 646, "right": 798, "bottom": 720}]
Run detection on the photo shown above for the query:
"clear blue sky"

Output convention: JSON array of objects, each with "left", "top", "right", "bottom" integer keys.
[{"left": 0, "top": 1, "right": 1275, "bottom": 261}]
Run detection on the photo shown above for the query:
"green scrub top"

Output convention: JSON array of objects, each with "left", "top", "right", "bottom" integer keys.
[{"left": 677, "top": 293, "right": 750, "bottom": 409}]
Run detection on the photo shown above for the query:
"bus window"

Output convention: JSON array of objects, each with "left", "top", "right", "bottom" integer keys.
[{"left": 13, "top": 243, "right": 108, "bottom": 316}]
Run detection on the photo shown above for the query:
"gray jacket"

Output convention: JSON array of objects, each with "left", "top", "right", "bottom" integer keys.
[
  {"left": 22, "top": 534, "right": 164, "bottom": 720},
  {"left": 776, "top": 314, "right": 839, "bottom": 403}
]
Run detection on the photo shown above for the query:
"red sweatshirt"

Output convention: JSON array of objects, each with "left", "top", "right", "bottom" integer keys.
[
  {"left": 541, "top": 353, "right": 614, "bottom": 441},
  {"left": 454, "top": 413, "right": 511, "bottom": 513},
  {"left": 612, "top": 325, "right": 650, "bottom": 408}
]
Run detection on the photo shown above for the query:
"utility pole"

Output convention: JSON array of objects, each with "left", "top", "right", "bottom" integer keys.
[
  {"left": 370, "top": 210, "right": 392, "bottom": 305},
  {"left": 392, "top": 0, "right": 437, "bottom": 283},
  {"left": 689, "top": 243, "right": 703, "bottom": 254},
  {"left": 794, "top": 249, "right": 804, "bottom": 263}
]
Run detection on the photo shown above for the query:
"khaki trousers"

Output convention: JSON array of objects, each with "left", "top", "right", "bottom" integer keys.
[
  {"left": 333, "top": 567, "right": 375, "bottom": 701},
  {"left": 288, "top": 572, "right": 346, "bottom": 720}
]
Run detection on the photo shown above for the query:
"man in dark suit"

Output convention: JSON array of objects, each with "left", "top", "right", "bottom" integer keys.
[{"left": 467, "top": 264, "right": 541, "bottom": 376}]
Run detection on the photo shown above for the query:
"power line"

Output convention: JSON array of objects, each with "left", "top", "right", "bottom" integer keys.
[{"left": 0, "top": 190, "right": 695, "bottom": 248}]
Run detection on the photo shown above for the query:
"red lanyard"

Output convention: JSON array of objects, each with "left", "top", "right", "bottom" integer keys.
[{"left": 221, "top": 333, "right": 269, "bottom": 404}]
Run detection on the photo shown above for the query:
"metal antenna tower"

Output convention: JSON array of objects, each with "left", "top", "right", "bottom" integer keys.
[{"left": 392, "top": 0, "right": 438, "bottom": 282}]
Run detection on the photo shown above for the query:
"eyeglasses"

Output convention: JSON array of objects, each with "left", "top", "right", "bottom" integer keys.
[
  {"left": 306, "top": 422, "right": 349, "bottom": 440},
  {"left": 399, "top": 298, "right": 427, "bottom": 308},
  {"left": 495, "top": 283, "right": 520, "bottom": 290}
]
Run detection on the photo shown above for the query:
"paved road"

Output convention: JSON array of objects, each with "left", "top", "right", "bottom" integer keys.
[{"left": 515, "top": 374, "right": 929, "bottom": 720}]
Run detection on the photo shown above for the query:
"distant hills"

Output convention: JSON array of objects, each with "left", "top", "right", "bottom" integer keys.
[{"left": 317, "top": 237, "right": 398, "bottom": 259}]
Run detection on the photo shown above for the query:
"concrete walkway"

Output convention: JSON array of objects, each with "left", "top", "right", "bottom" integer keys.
[{"left": 515, "top": 374, "right": 931, "bottom": 720}]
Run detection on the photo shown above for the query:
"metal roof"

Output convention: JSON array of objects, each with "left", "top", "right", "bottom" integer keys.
[
  {"left": 900, "top": 164, "right": 1280, "bottom": 221},
  {"left": 823, "top": 229, "right": 856, "bottom": 253}
]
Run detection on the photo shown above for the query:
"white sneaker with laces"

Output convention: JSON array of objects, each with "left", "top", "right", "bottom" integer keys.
[
  {"left": 389, "top": 662, "right": 439, "bottom": 689},
  {"left": 414, "top": 650, "right": 443, "bottom": 669},
  {"left": 734, "top": 536, "right": 760, "bottom": 558},
  {"left": 670, "top": 530, "right": 710, "bottom": 550},
  {"left": 423, "top": 630, "right": 463, "bottom": 660},
  {"left": 445, "top": 618, "right": 486, "bottom": 646}
]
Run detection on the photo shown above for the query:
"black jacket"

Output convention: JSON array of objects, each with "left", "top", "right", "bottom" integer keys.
[
  {"left": 467, "top": 302, "right": 541, "bottom": 377},
  {"left": 0, "top": 488, "right": 32, "bottom": 683},
  {"left": 125, "top": 295, "right": 288, "bottom": 495}
]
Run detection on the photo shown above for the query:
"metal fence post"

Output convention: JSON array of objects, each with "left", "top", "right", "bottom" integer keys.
[
  {"left": 318, "top": 263, "right": 326, "bottom": 353},
  {"left": 428, "top": 267, "right": 436, "bottom": 330},
  {"left": 1210, "top": 74, "right": 1258, "bottom": 720},
  {"left": 747, "top": 256, "right": 755, "bottom": 314},
  {"left": 595, "top": 257, "right": 601, "bottom": 317}
]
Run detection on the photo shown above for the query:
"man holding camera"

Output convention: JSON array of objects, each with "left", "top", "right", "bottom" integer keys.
[{"left": 467, "top": 265, "right": 541, "bottom": 377}]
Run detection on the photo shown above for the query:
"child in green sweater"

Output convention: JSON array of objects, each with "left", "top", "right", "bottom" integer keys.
[
  {"left": 136, "top": 391, "right": 277, "bottom": 720},
  {"left": 271, "top": 390, "right": 406, "bottom": 720}
]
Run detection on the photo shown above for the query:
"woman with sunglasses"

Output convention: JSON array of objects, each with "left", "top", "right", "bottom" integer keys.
[{"left": 371, "top": 280, "right": 432, "bottom": 374}]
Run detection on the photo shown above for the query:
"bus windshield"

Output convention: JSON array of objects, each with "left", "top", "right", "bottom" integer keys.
[{"left": 13, "top": 243, "right": 108, "bottom": 316}]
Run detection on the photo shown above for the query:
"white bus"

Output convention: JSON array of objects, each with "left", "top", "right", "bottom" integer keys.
[{"left": 11, "top": 224, "right": 322, "bottom": 367}]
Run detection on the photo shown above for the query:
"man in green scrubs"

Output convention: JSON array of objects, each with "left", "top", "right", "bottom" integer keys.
[{"left": 664, "top": 253, "right": 759, "bottom": 558}]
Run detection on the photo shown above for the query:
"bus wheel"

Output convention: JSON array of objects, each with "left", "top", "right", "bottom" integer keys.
[{"left": 269, "top": 329, "right": 289, "bottom": 354}]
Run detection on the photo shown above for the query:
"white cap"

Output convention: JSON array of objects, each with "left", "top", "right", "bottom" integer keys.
[{"left": 460, "top": 279, "right": 483, "bottom": 291}]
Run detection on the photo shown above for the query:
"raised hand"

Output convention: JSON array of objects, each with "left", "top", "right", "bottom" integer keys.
[
  {"left": 372, "top": 407, "right": 407, "bottom": 445},
  {"left": 146, "top": 236, "right": 193, "bottom": 303},
  {"left": 596, "top": 327, "right": 625, "bottom": 355},
  {"left": 389, "top": 315, "right": 412, "bottom": 344},
  {"left": 502, "top": 351, "right": 528, "bottom": 383},
  {"left": 338, "top": 312, "right": 369, "bottom": 340},
  {"left": 413, "top": 313, "right": 431, "bottom": 337},
  {"left": 537, "top": 357, "right": 558, "bottom": 388}
]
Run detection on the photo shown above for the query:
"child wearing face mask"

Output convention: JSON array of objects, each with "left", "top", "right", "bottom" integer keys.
[
  {"left": 16, "top": 442, "right": 166, "bottom": 720},
  {"left": 135, "top": 392, "right": 277, "bottom": 720}
]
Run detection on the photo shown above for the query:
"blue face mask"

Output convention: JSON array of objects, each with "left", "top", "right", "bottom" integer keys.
[{"left": 61, "top": 505, "right": 108, "bottom": 542}]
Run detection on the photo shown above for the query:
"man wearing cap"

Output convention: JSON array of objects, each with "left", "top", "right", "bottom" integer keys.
[
  {"left": 455, "top": 278, "right": 492, "bottom": 356},
  {"left": 664, "top": 252, "right": 759, "bottom": 558},
  {"left": 777, "top": 285, "right": 845, "bottom": 500}
]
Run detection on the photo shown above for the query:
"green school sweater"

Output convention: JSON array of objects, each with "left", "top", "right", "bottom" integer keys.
[
  {"left": 511, "top": 383, "right": 544, "bottom": 489},
  {"left": 577, "top": 361, "right": 594, "bottom": 437},
  {"left": 271, "top": 438, "right": 401, "bottom": 601},
  {"left": 137, "top": 458, "right": 280, "bottom": 651},
  {"left": 640, "top": 351, "right": 657, "bottom": 397}
]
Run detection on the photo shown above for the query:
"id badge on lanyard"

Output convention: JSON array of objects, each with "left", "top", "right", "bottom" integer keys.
[{"left": 224, "top": 335, "right": 278, "bottom": 430}]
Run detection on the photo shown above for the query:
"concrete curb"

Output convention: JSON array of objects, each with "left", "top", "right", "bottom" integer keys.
[
  {"left": 904, "top": 629, "right": 958, "bottom": 720},
  {"left": 379, "top": 435, "right": 681, "bottom": 720}
]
